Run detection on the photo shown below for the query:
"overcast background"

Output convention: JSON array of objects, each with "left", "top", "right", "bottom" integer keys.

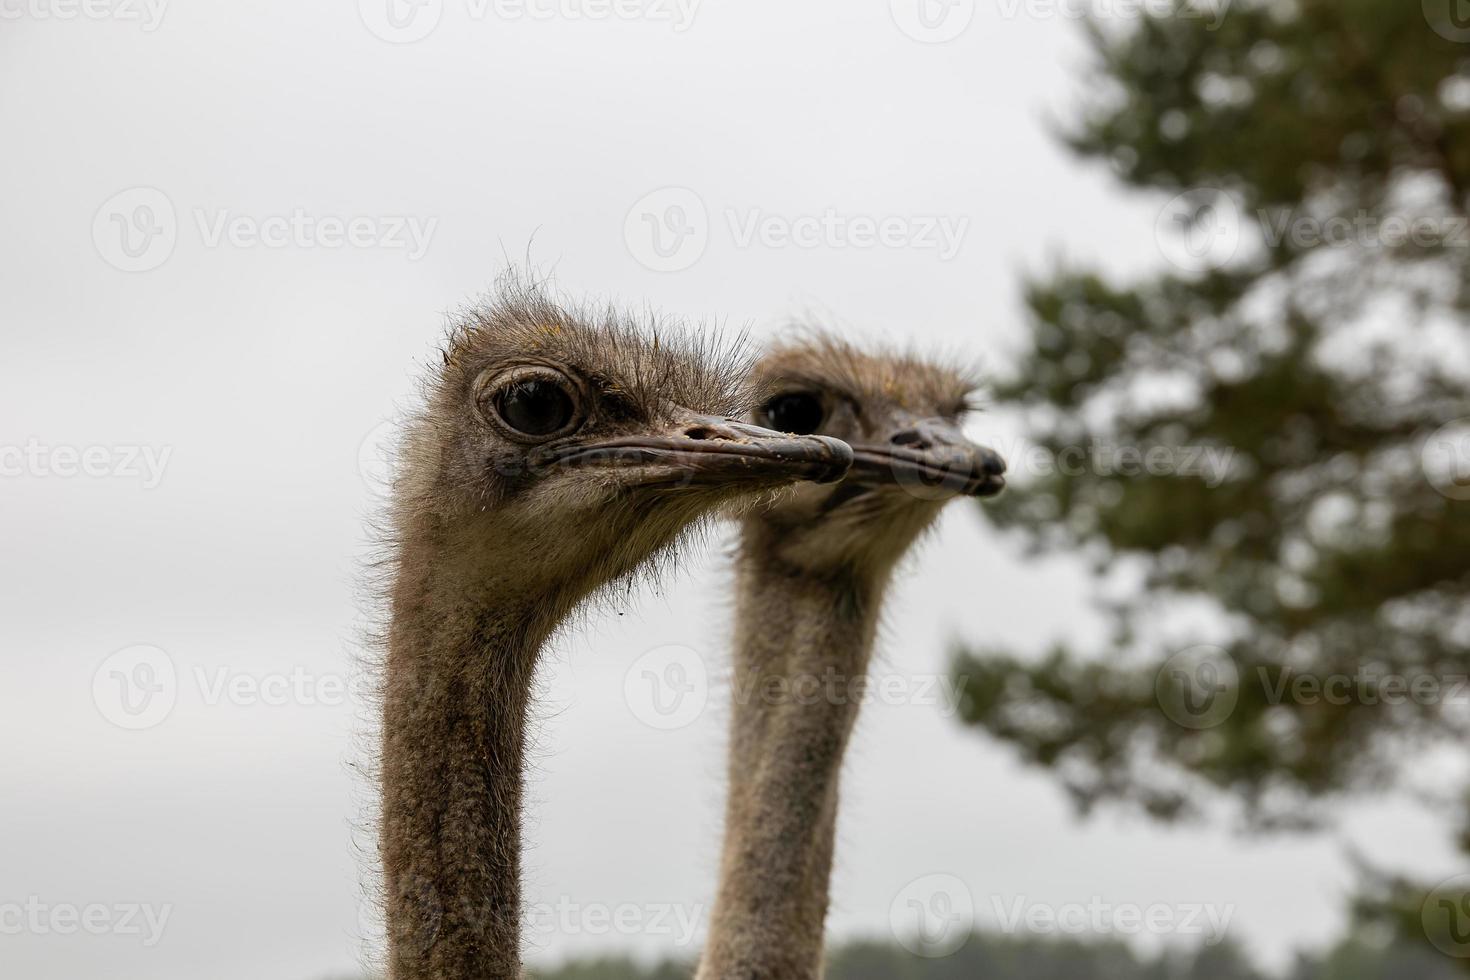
[{"left": 0, "top": 2, "right": 1456, "bottom": 978}]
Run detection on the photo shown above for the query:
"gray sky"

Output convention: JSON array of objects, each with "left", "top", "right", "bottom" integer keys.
[{"left": 0, "top": 2, "right": 1456, "bottom": 978}]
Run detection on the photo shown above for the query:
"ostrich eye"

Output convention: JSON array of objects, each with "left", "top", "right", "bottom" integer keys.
[
  {"left": 494, "top": 378, "right": 576, "bottom": 437},
  {"left": 763, "top": 392, "right": 825, "bottom": 435}
]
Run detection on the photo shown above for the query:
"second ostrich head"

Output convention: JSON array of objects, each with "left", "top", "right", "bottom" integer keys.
[
  {"left": 740, "top": 331, "right": 1005, "bottom": 576},
  {"left": 697, "top": 334, "right": 1006, "bottom": 980}
]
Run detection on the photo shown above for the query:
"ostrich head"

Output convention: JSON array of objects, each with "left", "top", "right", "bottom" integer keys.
[
  {"left": 389, "top": 289, "right": 854, "bottom": 610},
  {"left": 740, "top": 332, "right": 1005, "bottom": 577}
]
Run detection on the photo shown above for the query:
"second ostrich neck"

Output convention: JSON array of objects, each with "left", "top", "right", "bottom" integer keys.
[
  {"left": 382, "top": 518, "right": 600, "bottom": 980},
  {"left": 700, "top": 536, "right": 893, "bottom": 980}
]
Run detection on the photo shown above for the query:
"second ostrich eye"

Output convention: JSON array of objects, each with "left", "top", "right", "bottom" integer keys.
[
  {"left": 764, "top": 392, "right": 825, "bottom": 435},
  {"left": 495, "top": 379, "right": 576, "bottom": 437}
]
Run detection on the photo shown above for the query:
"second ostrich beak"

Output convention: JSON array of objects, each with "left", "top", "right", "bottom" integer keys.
[{"left": 847, "top": 418, "right": 1007, "bottom": 498}]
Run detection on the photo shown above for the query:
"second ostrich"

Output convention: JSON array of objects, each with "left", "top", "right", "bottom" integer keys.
[
  {"left": 378, "top": 291, "right": 853, "bottom": 980},
  {"left": 698, "top": 334, "right": 1006, "bottom": 979}
]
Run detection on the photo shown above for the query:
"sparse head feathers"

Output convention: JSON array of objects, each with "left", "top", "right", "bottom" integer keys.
[
  {"left": 759, "top": 328, "right": 982, "bottom": 417},
  {"left": 434, "top": 280, "right": 759, "bottom": 421}
]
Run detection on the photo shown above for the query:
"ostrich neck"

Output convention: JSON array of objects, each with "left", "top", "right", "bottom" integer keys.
[
  {"left": 699, "top": 538, "right": 889, "bottom": 980},
  {"left": 381, "top": 521, "right": 582, "bottom": 980}
]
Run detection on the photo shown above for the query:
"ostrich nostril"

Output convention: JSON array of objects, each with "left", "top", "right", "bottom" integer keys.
[
  {"left": 684, "top": 426, "right": 717, "bottom": 441},
  {"left": 890, "top": 428, "right": 931, "bottom": 449}
]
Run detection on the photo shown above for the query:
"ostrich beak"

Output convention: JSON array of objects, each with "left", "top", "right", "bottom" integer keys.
[
  {"left": 847, "top": 418, "right": 1006, "bottom": 498},
  {"left": 544, "top": 414, "right": 854, "bottom": 487}
]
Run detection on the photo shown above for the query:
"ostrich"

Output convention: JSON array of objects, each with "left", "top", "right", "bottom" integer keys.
[
  {"left": 698, "top": 334, "right": 1006, "bottom": 980},
  {"left": 376, "top": 289, "right": 854, "bottom": 980}
]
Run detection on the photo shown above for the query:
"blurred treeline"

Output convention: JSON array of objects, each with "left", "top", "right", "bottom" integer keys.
[
  {"left": 510, "top": 933, "right": 1459, "bottom": 980},
  {"left": 951, "top": 0, "right": 1470, "bottom": 960}
]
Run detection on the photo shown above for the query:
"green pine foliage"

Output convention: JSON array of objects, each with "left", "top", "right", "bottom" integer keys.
[{"left": 954, "top": 0, "right": 1470, "bottom": 833}]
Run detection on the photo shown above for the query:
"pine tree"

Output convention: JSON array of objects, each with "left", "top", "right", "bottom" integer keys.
[{"left": 952, "top": 0, "right": 1470, "bottom": 936}]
